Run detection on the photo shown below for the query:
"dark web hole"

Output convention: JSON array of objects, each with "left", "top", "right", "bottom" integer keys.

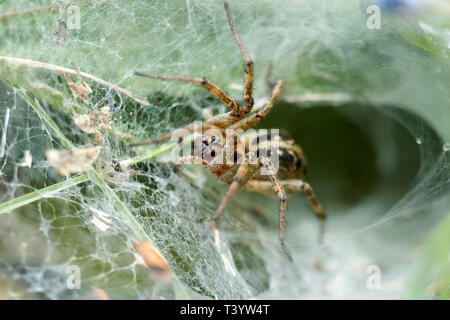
[{"left": 256, "top": 101, "right": 440, "bottom": 211}]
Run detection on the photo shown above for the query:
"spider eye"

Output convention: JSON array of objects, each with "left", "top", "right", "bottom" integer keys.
[{"left": 210, "top": 150, "right": 216, "bottom": 157}]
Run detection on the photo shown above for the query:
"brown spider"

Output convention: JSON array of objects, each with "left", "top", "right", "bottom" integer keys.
[{"left": 130, "top": 2, "right": 326, "bottom": 261}]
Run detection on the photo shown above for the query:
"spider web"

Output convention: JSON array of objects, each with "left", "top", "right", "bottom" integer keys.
[{"left": 0, "top": 0, "right": 449, "bottom": 299}]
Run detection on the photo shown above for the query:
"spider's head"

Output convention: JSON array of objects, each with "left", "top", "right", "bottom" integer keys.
[{"left": 196, "top": 134, "right": 223, "bottom": 163}]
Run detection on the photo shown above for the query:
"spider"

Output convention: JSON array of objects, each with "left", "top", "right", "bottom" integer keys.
[{"left": 130, "top": 2, "right": 326, "bottom": 261}]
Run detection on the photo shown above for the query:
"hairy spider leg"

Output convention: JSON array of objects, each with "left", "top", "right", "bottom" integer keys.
[
  {"left": 244, "top": 179, "right": 326, "bottom": 243},
  {"left": 230, "top": 79, "right": 285, "bottom": 131}
]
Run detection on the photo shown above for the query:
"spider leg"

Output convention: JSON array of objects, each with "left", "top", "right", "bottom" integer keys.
[
  {"left": 132, "top": 3, "right": 259, "bottom": 146},
  {"left": 207, "top": 152, "right": 295, "bottom": 262},
  {"left": 205, "top": 110, "right": 246, "bottom": 128},
  {"left": 173, "top": 156, "right": 208, "bottom": 172},
  {"left": 229, "top": 79, "right": 285, "bottom": 131},
  {"left": 257, "top": 157, "right": 293, "bottom": 262},
  {"left": 202, "top": 160, "right": 252, "bottom": 237},
  {"left": 128, "top": 123, "right": 224, "bottom": 147},
  {"left": 128, "top": 129, "right": 181, "bottom": 147},
  {"left": 131, "top": 71, "right": 248, "bottom": 139},
  {"left": 130, "top": 74, "right": 282, "bottom": 146},
  {"left": 244, "top": 178, "right": 326, "bottom": 243},
  {"left": 224, "top": 2, "right": 254, "bottom": 114},
  {"left": 134, "top": 72, "right": 241, "bottom": 115}
]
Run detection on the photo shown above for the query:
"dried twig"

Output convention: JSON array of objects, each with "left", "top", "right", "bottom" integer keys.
[
  {"left": 0, "top": 4, "right": 57, "bottom": 20},
  {"left": 0, "top": 1, "right": 93, "bottom": 20},
  {"left": 0, "top": 56, "right": 149, "bottom": 105}
]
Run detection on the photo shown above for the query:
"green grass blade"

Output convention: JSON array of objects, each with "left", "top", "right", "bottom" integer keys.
[{"left": 0, "top": 173, "right": 89, "bottom": 215}]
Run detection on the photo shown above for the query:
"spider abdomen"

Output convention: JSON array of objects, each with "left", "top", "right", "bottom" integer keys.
[{"left": 243, "top": 131, "right": 308, "bottom": 181}]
